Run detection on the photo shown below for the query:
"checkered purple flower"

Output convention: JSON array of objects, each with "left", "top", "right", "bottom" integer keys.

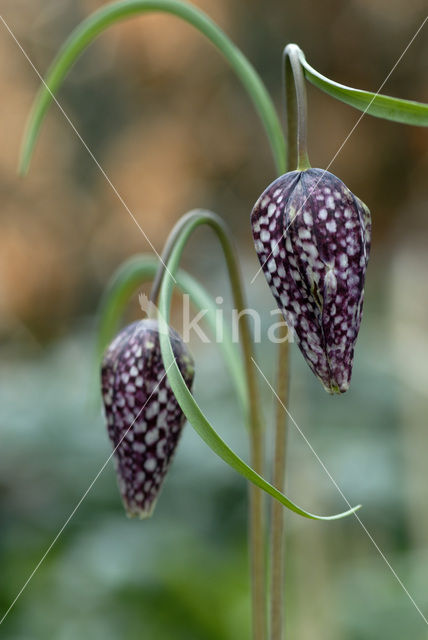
[
  {"left": 251, "top": 168, "right": 371, "bottom": 393},
  {"left": 101, "top": 319, "right": 194, "bottom": 518}
]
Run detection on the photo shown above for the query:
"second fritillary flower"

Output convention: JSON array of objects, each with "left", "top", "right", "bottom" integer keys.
[{"left": 101, "top": 319, "right": 194, "bottom": 518}]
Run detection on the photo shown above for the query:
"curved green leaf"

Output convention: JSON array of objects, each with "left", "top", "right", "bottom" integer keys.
[
  {"left": 96, "top": 254, "right": 248, "bottom": 415},
  {"left": 19, "top": 0, "right": 285, "bottom": 175},
  {"left": 158, "top": 210, "right": 361, "bottom": 520},
  {"left": 296, "top": 45, "right": 428, "bottom": 126}
]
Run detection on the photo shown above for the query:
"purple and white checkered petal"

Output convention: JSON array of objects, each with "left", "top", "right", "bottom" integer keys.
[
  {"left": 251, "top": 168, "right": 371, "bottom": 394},
  {"left": 101, "top": 319, "right": 194, "bottom": 518},
  {"left": 251, "top": 172, "right": 303, "bottom": 321}
]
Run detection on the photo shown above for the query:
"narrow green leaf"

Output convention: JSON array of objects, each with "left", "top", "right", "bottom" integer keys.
[
  {"left": 19, "top": 0, "right": 285, "bottom": 175},
  {"left": 297, "top": 46, "right": 428, "bottom": 126},
  {"left": 96, "top": 254, "right": 248, "bottom": 416},
  {"left": 158, "top": 211, "right": 361, "bottom": 521}
]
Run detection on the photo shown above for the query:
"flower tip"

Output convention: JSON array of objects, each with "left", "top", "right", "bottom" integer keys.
[
  {"left": 322, "top": 373, "right": 351, "bottom": 395},
  {"left": 125, "top": 500, "right": 157, "bottom": 520},
  {"left": 326, "top": 382, "right": 348, "bottom": 395}
]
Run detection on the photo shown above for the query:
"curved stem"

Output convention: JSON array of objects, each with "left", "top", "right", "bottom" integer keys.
[
  {"left": 154, "top": 210, "right": 361, "bottom": 640},
  {"left": 283, "top": 44, "right": 310, "bottom": 171},
  {"left": 149, "top": 212, "right": 199, "bottom": 305},
  {"left": 95, "top": 254, "right": 248, "bottom": 414},
  {"left": 19, "top": 0, "right": 286, "bottom": 175},
  {"left": 154, "top": 213, "right": 360, "bottom": 523},
  {"left": 155, "top": 210, "right": 266, "bottom": 640}
]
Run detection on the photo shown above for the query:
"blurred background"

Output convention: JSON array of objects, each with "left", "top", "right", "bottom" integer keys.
[{"left": 1, "top": 0, "right": 428, "bottom": 638}]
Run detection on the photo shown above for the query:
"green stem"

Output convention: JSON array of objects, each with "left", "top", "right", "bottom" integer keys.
[
  {"left": 154, "top": 210, "right": 360, "bottom": 640},
  {"left": 269, "top": 44, "right": 309, "bottom": 640},
  {"left": 154, "top": 214, "right": 360, "bottom": 522},
  {"left": 95, "top": 254, "right": 248, "bottom": 415},
  {"left": 283, "top": 44, "right": 311, "bottom": 171},
  {"left": 149, "top": 212, "right": 201, "bottom": 305},
  {"left": 19, "top": 0, "right": 285, "bottom": 176},
  {"left": 270, "top": 336, "right": 289, "bottom": 640},
  {"left": 97, "top": 222, "right": 359, "bottom": 524},
  {"left": 154, "top": 210, "right": 266, "bottom": 640}
]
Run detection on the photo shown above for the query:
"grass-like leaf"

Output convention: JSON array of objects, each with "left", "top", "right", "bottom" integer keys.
[
  {"left": 95, "top": 254, "right": 248, "bottom": 416},
  {"left": 157, "top": 210, "right": 361, "bottom": 520},
  {"left": 296, "top": 45, "right": 428, "bottom": 126},
  {"left": 19, "top": 0, "right": 286, "bottom": 175}
]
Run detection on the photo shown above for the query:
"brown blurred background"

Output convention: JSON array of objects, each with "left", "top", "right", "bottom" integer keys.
[
  {"left": 1, "top": 0, "right": 427, "bottom": 340},
  {"left": 1, "top": 1, "right": 428, "bottom": 639}
]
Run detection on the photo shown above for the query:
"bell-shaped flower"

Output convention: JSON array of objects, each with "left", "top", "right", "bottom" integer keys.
[
  {"left": 251, "top": 168, "right": 371, "bottom": 393},
  {"left": 101, "top": 319, "right": 194, "bottom": 517}
]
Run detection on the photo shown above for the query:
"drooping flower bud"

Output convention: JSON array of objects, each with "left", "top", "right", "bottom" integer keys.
[
  {"left": 101, "top": 319, "right": 194, "bottom": 518},
  {"left": 251, "top": 168, "right": 371, "bottom": 393}
]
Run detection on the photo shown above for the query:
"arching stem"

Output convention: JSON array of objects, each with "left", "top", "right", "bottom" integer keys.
[
  {"left": 149, "top": 213, "right": 197, "bottom": 305},
  {"left": 152, "top": 210, "right": 266, "bottom": 640},
  {"left": 283, "top": 44, "right": 311, "bottom": 171},
  {"left": 95, "top": 254, "right": 248, "bottom": 415},
  {"left": 19, "top": 0, "right": 286, "bottom": 176}
]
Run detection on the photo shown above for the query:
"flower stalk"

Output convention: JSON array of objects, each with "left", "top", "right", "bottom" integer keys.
[
  {"left": 270, "top": 335, "right": 290, "bottom": 640},
  {"left": 283, "top": 44, "right": 310, "bottom": 171},
  {"left": 269, "top": 45, "right": 309, "bottom": 640},
  {"left": 152, "top": 210, "right": 267, "bottom": 640}
]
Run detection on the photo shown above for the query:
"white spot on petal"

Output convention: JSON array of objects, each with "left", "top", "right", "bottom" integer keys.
[
  {"left": 144, "top": 458, "right": 157, "bottom": 472},
  {"left": 145, "top": 429, "right": 159, "bottom": 445},
  {"left": 339, "top": 254, "right": 348, "bottom": 268},
  {"left": 303, "top": 211, "right": 313, "bottom": 226},
  {"left": 267, "top": 203, "right": 277, "bottom": 217},
  {"left": 268, "top": 259, "right": 276, "bottom": 273}
]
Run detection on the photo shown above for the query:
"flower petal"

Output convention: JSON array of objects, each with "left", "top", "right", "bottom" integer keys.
[
  {"left": 251, "top": 168, "right": 371, "bottom": 393},
  {"left": 101, "top": 319, "right": 194, "bottom": 517}
]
